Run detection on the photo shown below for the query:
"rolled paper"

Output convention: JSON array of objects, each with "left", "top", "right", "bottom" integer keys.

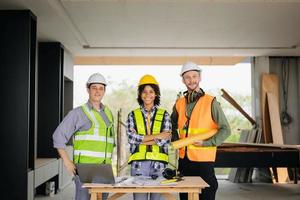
[{"left": 171, "top": 129, "right": 218, "bottom": 149}]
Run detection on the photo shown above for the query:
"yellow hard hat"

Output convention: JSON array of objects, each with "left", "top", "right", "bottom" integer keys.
[{"left": 138, "top": 74, "right": 159, "bottom": 86}]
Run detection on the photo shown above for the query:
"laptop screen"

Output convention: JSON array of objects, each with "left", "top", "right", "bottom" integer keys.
[{"left": 76, "top": 163, "right": 115, "bottom": 184}]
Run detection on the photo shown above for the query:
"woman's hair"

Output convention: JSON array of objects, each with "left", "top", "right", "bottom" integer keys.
[{"left": 137, "top": 84, "right": 161, "bottom": 106}]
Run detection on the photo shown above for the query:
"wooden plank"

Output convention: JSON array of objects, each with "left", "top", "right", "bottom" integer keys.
[
  {"left": 97, "top": 193, "right": 102, "bottom": 200},
  {"left": 245, "top": 129, "right": 258, "bottom": 182},
  {"left": 90, "top": 192, "right": 97, "bottom": 200},
  {"left": 240, "top": 130, "right": 250, "bottom": 143},
  {"left": 161, "top": 193, "right": 177, "bottom": 200},
  {"left": 261, "top": 74, "right": 279, "bottom": 143},
  {"left": 188, "top": 193, "right": 193, "bottom": 200},
  {"left": 267, "top": 92, "right": 289, "bottom": 183},
  {"left": 222, "top": 142, "right": 300, "bottom": 149},
  {"left": 90, "top": 188, "right": 197, "bottom": 193},
  {"left": 228, "top": 129, "right": 252, "bottom": 183},
  {"left": 228, "top": 168, "right": 238, "bottom": 182},
  {"left": 248, "top": 129, "right": 258, "bottom": 143},
  {"left": 116, "top": 109, "right": 130, "bottom": 176},
  {"left": 255, "top": 128, "right": 262, "bottom": 143},
  {"left": 107, "top": 193, "right": 126, "bottom": 200},
  {"left": 263, "top": 98, "right": 273, "bottom": 143},
  {"left": 116, "top": 110, "right": 122, "bottom": 176},
  {"left": 193, "top": 192, "right": 199, "bottom": 200},
  {"left": 228, "top": 130, "right": 247, "bottom": 182},
  {"left": 74, "top": 56, "right": 245, "bottom": 65},
  {"left": 84, "top": 177, "right": 208, "bottom": 188},
  {"left": 238, "top": 129, "right": 253, "bottom": 183},
  {"left": 221, "top": 89, "right": 256, "bottom": 125},
  {"left": 267, "top": 93, "right": 284, "bottom": 144},
  {"left": 83, "top": 177, "right": 207, "bottom": 200}
]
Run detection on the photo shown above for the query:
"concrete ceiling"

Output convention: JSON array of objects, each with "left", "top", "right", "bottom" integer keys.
[{"left": 1, "top": 0, "right": 300, "bottom": 57}]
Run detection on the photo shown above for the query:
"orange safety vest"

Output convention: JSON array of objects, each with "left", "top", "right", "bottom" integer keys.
[{"left": 175, "top": 94, "right": 218, "bottom": 162}]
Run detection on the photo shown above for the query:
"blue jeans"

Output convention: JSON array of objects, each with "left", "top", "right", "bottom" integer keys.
[{"left": 131, "top": 161, "right": 165, "bottom": 200}]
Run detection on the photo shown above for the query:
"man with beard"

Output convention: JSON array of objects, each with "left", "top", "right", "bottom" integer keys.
[{"left": 171, "top": 62, "right": 231, "bottom": 200}]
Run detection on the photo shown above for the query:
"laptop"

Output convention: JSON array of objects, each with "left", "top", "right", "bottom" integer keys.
[{"left": 76, "top": 163, "right": 116, "bottom": 184}]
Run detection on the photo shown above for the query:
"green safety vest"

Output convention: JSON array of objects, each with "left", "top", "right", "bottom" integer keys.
[
  {"left": 73, "top": 104, "right": 114, "bottom": 164},
  {"left": 128, "top": 108, "right": 169, "bottom": 164}
]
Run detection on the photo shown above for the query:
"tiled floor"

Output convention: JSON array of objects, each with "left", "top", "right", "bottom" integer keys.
[{"left": 35, "top": 179, "right": 300, "bottom": 200}]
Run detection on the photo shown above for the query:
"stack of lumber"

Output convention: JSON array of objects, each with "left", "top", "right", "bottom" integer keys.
[
  {"left": 222, "top": 72, "right": 291, "bottom": 183},
  {"left": 228, "top": 128, "right": 262, "bottom": 183}
]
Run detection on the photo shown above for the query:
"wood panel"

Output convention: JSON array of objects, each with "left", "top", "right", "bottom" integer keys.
[
  {"left": 75, "top": 56, "right": 245, "bottom": 65},
  {"left": 261, "top": 74, "right": 289, "bottom": 183},
  {"left": 267, "top": 92, "right": 289, "bottom": 183},
  {"left": 261, "top": 74, "right": 279, "bottom": 143},
  {"left": 267, "top": 93, "right": 284, "bottom": 144},
  {"left": 222, "top": 142, "right": 300, "bottom": 149}
]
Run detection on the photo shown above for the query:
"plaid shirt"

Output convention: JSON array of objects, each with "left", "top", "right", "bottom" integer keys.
[{"left": 126, "top": 105, "right": 172, "bottom": 171}]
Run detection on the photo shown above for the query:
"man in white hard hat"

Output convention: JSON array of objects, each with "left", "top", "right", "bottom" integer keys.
[
  {"left": 53, "top": 73, "right": 114, "bottom": 200},
  {"left": 171, "top": 62, "right": 231, "bottom": 200}
]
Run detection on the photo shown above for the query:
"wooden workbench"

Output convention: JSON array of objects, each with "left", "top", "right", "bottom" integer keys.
[
  {"left": 216, "top": 143, "right": 300, "bottom": 167},
  {"left": 215, "top": 143, "right": 300, "bottom": 183},
  {"left": 83, "top": 176, "right": 209, "bottom": 200}
]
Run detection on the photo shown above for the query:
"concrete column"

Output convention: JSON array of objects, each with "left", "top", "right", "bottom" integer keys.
[{"left": 251, "top": 56, "right": 270, "bottom": 127}]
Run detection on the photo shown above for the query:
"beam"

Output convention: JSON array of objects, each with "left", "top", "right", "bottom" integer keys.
[{"left": 74, "top": 56, "right": 245, "bottom": 65}]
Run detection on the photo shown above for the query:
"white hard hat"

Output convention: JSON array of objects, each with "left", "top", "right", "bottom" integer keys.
[
  {"left": 86, "top": 73, "right": 107, "bottom": 87},
  {"left": 180, "top": 61, "right": 202, "bottom": 76}
]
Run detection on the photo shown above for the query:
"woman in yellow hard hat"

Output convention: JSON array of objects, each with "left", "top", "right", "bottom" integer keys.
[{"left": 126, "top": 74, "right": 172, "bottom": 200}]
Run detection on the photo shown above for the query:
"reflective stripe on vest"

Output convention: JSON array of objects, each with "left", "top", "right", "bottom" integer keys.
[
  {"left": 128, "top": 108, "right": 168, "bottom": 164},
  {"left": 73, "top": 104, "right": 114, "bottom": 164},
  {"left": 175, "top": 94, "right": 218, "bottom": 162},
  {"left": 74, "top": 150, "right": 112, "bottom": 158}
]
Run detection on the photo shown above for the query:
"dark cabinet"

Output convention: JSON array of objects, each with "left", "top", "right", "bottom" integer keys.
[
  {"left": 37, "top": 42, "right": 73, "bottom": 158},
  {"left": 36, "top": 42, "right": 73, "bottom": 193},
  {"left": 0, "top": 10, "right": 37, "bottom": 199},
  {"left": 37, "top": 42, "right": 64, "bottom": 158}
]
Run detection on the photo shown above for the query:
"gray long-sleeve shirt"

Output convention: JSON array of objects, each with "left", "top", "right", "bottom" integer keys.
[{"left": 53, "top": 101, "right": 113, "bottom": 149}]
